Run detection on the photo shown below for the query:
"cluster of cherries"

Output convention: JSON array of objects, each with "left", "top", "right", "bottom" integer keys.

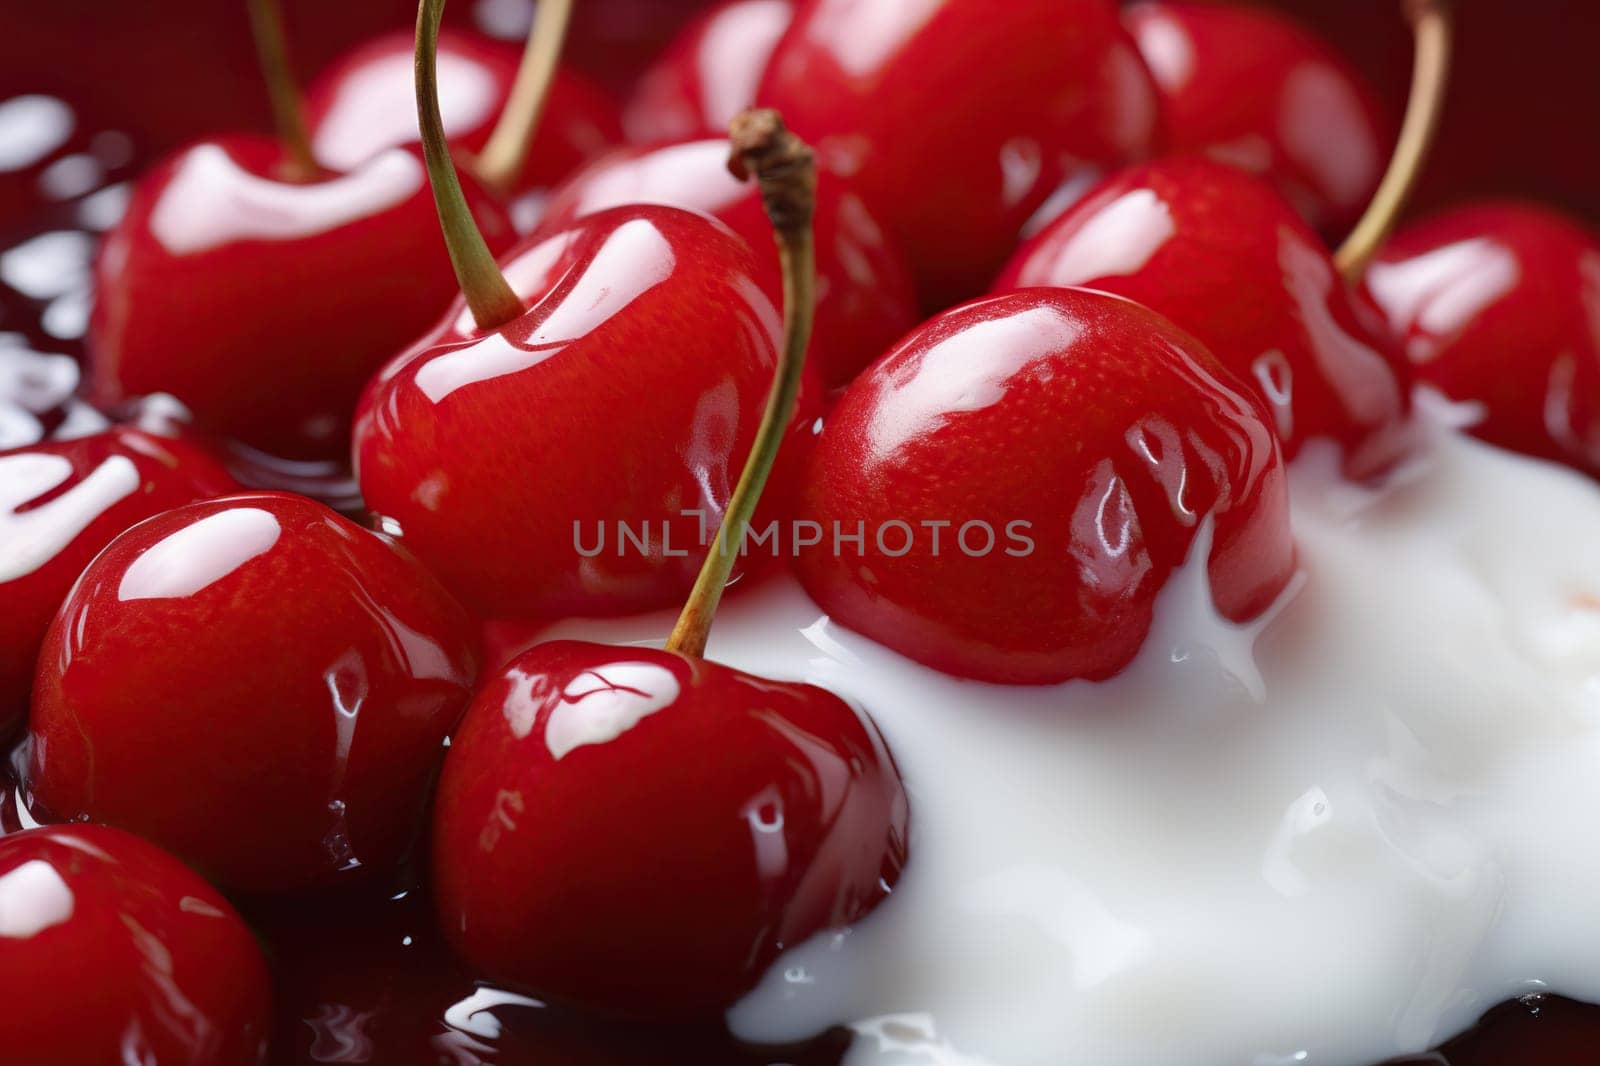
[{"left": 1, "top": 0, "right": 1598, "bottom": 1062}]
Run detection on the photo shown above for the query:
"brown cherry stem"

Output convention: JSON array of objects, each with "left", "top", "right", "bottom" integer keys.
[
  {"left": 666, "top": 110, "right": 817, "bottom": 659},
  {"left": 474, "top": 0, "right": 574, "bottom": 195},
  {"left": 416, "top": 0, "right": 525, "bottom": 330},
  {"left": 246, "top": 0, "right": 317, "bottom": 179},
  {"left": 1334, "top": 0, "right": 1453, "bottom": 281}
]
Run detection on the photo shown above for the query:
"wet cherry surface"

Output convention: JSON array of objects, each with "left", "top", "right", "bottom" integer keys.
[
  {"left": 799, "top": 287, "right": 1297, "bottom": 685},
  {"left": 432, "top": 640, "right": 909, "bottom": 1019},
  {"left": 994, "top": 156, "right": 1413, "bottom": 473},
  {"left": 27, "top": 492, "right": 481, "bottom": 895},
  {"left": 0, "top": 423, "right": 239, "bottom": 737},
  {"left": 354, "top": 204, "right": 784, "bottom": 622},
  {"left": 86, "top": 135, "right": 516, "bottom": 462},
  {"left": 0, "top": 823, "right": 274, "bottom": 1065}
]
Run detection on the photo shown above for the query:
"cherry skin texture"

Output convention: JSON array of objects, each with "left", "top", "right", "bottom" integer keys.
[
  {"left": 27, "top": 492, "right": 480, "bottom": 894},
  {"left": 756, "top": 0, "right": 1163, "bottom": 310},
  {"left": 0, "top": 825, "right": 272, "bottom": 1066},
  {"left": 86, "top": 135, "right": 516, "bottom": 462},
  {"left": 623, "top": 0, "right": 797, "bottom": 145},
  {"left": 354, "top": 205, "right": 783, "bottom": 621},
  {"left": 432, "top": 639, "right": 908, "bottom": 1018},
  {"left": 304, "top": 28, "right": 622, "bottom": 196},
  {"left": 994, "top": 156, "right": 1411, "bottom": 471},
  {"left": 0, "top": 425, "right": 237, "bottom": 737},
  {"left": 798, "top": 287, "right": 1295, "bottom": 686},
  {"left": 1123, "top": 1, "right": 1391, "bottom": 237},
  {"left": 538, "top": 138, "right": 915, "bottom": 387},
  {"left": 1366, "top": 202, "right": 1600, "bottom": 476}
]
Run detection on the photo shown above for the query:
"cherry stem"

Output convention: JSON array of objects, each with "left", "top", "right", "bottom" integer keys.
[
  {"left": 475, "top": 0, "right": 573, "bottom": 195},
  {"left": 1334, "top": 0, "right": 1453, "bottom": 281},
  {"left": 666, "top": 110, "right": 817, "bottom": 660},
  {"left": 415, "top": 0, "right": 525, "bottom": 330},
  {"left": 246, "top": 0, "right": 317, "bottom": 179}
]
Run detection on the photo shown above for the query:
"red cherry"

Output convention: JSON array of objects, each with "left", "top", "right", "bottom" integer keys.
[
  {"left": 798, "top": 287, "right": 1295, "bottom": 685},
  {"left": 1123, "top": 1, "right": 1392, "bottom": 237},
  {"left": 538, "top": 138, "right": 915, "bottom": 387},
  {"left": 85, "top": 135, "right": 515, "bottom": 461},
  {"left": 1365, "top": 202, "right": 1600, "bottom": 475},
  {"left": 304, "top": 28, "right": 621, "bottom": 198},
  {"left": 994, "top": 157, "right": 1413, "bottom": 470},
  {"left": 26, "top": 492, "right": 479, "bottom": 894},
  {"left": 623, "top": 0, "right": 796, "bottom": 144},
  {"left": 0, "top": 425, "right": 237, "bottom": 737},
  {"left": 756, "top": 0, "right": 1162, "bottom": 309},
  {"left": 431, "top": 639, "right": 908, "bottom": 1017},
  {"left": 354, "top": 204, "right": 782, "bottom": 619},
  {"left": 0, "top": 824, "right": 272, "bottom": 1065}
]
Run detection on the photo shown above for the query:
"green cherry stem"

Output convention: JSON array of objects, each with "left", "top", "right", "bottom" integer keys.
[
  {"left": 246, "top": 0, "right": 317, "bottom": 179},
  {"left": 416, "top": 0, "right": 524, "bottom": 330},
  {"left": 666, "top": 110, "right": 817, "bottom": 659},
  {"left": 1334, "top": 0, "right": 1453, "bottom": 282},
  {"left": 475, "top": 0, "right": 574, "bottom": 195}
]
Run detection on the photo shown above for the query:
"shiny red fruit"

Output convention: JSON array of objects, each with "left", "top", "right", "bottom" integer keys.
[
  {"left": 1123, "top": 1, "right": 1391, "bottom": 237},
  {"left": 1366, "top": 202, "right": 1600, "bottom": 475},
  {"left": 354, "top": 205, "right": 782, "bottom": 621},
  {"left": 304, "top": 28, "right": 621, "bottom": 197},
  {"left": 0, "top": 824, "right": 272, "bottom": 1066},
  {"left": 798, "top": 287, "right": 1295, "bottom": 685},
  {"left": 623, "top": 0, "right": 796, "bottom": 144},
  {"left": 27, "top": 492, "right": 479, "bottom": 894},
  {"left": 0, "top": 425, "right": 236, "bottom": 736},
  {"left": 994, "top": 156, "right": 1411, "bottom": 471},
  {"left": 537, "top": 138, "right": 915, "bottom": 387},
  {"left": 432, "top": 639, "right": 908, "bottom": 1018},
  {"left": 757, "top": 0, "right": 1162, "bottom": 309},
  {"left": 86, "top": 135, "right": 515, "bottom": 461}
]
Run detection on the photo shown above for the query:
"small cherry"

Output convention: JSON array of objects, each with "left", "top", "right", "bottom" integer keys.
[
  {"left": 25, "top": 490, "right": 480, "bottom": 893},
  {"left": 796, "top": 287, "right": 1295, "bottom": 685},
  {"left": 1365, "top": 202, "right": 1600, "bottom": 475},
  {"left": 304, "top": 8, "right": 621, "bottom": 201},
  {"left": 354, "top": 1, "right": 791, "bottom": 621},
  {"left": 86, "top": 0, "right": 516, "bottom": 463},
  {"left": 754, "top": 0, "right": 1163, "bottom": 310},
  {"left": 432, "top": 109, "right": 908, "bottom": 1018},
  {"left": 0, "top": 423, "right": 237, "bottom": 737},
  {"left": 993, "top": 0, "right": 1453, "bottom": 472},
  {"left": 537, "top": 137, "right": 915, "bottom": 388},
  {"left": 0, "top": 824, "right": 272, "bottom": 1065},
  {"left": 622, "top": 0, "right": 796, "bottom": 145},
  {"left": 1122, "top": 0, "right": 1392, "bottom": 237}
]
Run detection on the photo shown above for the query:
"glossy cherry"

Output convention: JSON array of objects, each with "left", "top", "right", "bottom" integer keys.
[
  {"left": 994, "top": 157, "right": 1412, "bottom": 470},
  {"left": 432, "top": 639, "right": 907, "bottom": 1017},
  {"left": 623, "top": 0, "right": 796, "bottom": 145},
  {"left": 1365, "top": 202, "right": 1600, "bottom": 476},
  {"left": 755, "top": 0, "right": 1162, "bottom": 309},
  {"left": 0, "top": 824, "right": 272, "bottom": 1065},
  {"left": 537, "top": 138, "right": 914, "bottom": 387},
  {"left": 26, "top": 491, "right": 479, "bottom": 894},
  {"left": 1123, "top": 1, "right": 1391, "bottom": 237},
  {"left": 0, "top": 424, "right": 237, "bottom": 737},
  {"left": 304, "top": 27, "right": 621, "bottom": 199},
  {"left": 798, "top": 287, "right": 1295, "bottom": 685},
  {"left": 85, "top": 136, "right": 515, "bottom": 461}
]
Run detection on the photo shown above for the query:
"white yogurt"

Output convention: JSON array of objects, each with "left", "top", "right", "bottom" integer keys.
[{"left": 548, "top": 402, "right": 1600, "bottom": 1065}]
